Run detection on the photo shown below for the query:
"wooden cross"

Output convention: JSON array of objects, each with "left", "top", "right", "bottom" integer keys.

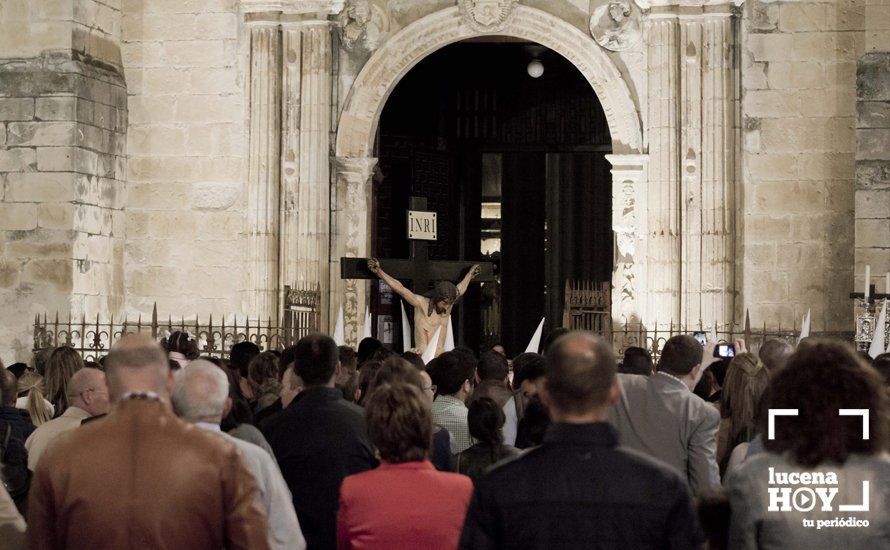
[{"left": 340, "top": 197, "right": 497, "bottom": 295}]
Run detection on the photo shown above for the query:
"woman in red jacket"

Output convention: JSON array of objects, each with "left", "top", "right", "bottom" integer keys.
[{"left": 337, "top": 382, "right": 474, "bottom": 550}]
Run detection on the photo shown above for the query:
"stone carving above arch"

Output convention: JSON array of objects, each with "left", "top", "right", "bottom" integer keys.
[
  {"left": 590, "top": 0, "right": 641, "bottom": 52},
  {"left": 458, "top": 0, "right": 519, "bottom": 33},
  {"left": 335, "top": 5, "right": 643, "bottom": 158}
]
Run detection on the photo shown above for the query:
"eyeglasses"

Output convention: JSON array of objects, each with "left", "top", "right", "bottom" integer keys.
[{"left": 423, "top": 384, "right": 437, "bottom": 393}]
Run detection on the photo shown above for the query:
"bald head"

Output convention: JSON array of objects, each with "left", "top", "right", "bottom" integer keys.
[
  {"left": 544, "top": 332, "right": 618, "bottom": 417},
  {"left": 105, "top": 334, "right": 171, "bottom": 402},
  {"left": 172, "top": 360, "right": 230, "bottom": 423},
  {"left": 67, "top": 368, "right": 109, "bottom": 416}
]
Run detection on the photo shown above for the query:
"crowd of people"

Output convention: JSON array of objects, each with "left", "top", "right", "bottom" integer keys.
[{"left": 1, "top": 326, "right": 888, "bottom": 549}]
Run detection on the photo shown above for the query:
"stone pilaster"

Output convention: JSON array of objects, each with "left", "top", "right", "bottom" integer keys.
[
  {"left": 296, "top": 21, "right": 333, "bottom": 329},
  {"left": 246, "top": 23, "right": 282, "bottom": 320},
  {"left": 644, "top": 15, "right": 682, "bottom": 325},
  {"left": 331, "top": 156, "right": 377, "bottom": 346},
  {"left": 645, "top": 4, "right": 739, "bottom": 328},
  {"left": 606, "top": 154, "right": 650, "bottom": 327},
  {"left": 278, "top": 24, "right": 302, "bottom": 317}
]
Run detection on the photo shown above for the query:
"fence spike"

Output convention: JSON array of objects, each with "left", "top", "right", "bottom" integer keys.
[
  {"left": 744, "top": 309, "right": 751, "bottom": 343},
  {"left": 152, "top": 303, "right": 158, "bottom": 339}
]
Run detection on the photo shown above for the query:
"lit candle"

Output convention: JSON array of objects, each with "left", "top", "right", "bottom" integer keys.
[{"left": 864, "top": 265, "right": 870, "bottom": 300}]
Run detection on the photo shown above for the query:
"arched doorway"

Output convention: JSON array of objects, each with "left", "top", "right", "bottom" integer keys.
[
  {"left": 375, "top": 39, "right": 613, "bottom": 354},
  {"left": 332, "top": 5, "right": 646, "bottom": 345}
]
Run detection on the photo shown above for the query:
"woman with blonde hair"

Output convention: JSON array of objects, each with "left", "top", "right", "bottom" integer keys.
[
  {"left": 248, "top": 351, "right": 282, "bottom": 413},
  {"left": 15, "top": 370, "right": 54, "bottom": 426},
  {"left": 44, "top": 346, "right": 84, "bottom": 417}
]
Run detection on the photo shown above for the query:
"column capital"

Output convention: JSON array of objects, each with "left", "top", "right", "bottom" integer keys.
[
  {"left": 333, "top": 157, "right": 378, "bottom": 185},
  {"left": 240, "top": 0, "right": 344, "bottom": 15},
  {"left": 605, "top": 153, "right": 649, "bottom": 181}
]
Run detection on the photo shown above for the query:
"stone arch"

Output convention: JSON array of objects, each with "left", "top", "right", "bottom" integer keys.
[{"left": 335, "top": 5, "right": 643, "bottom": 158}]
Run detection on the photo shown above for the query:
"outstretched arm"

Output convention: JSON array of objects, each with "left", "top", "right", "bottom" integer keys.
[
  {"left": 368, "top": 259, "right": 423, "bottom": 307},
  {"left": 456, "top": 264, "right": 481, "bottom": 297}
]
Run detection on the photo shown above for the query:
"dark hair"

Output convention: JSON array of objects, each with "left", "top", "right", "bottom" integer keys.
[
  {"left": 203, "top": 356, "right": 253, "bottom": 429},
  {"left": 365, "top": 383, "right": 431, "bottom": 463},
  {"left": 401, "top": 351, "right": 425, "bottom": 371},
  {"left": 292, "top": 334, "right": 338, "bottom": 386},
  {"left": 542, "top": 327, "right": 570, "bottom": 355},
  {"left": 357, "top": 338, "right": 383, "bottom": 365},
  {"left": 248, "top": 351, "right": 281, "bottom": 397},
  {"left": 164, "top": 331, "right": 200, "bottom": 360},
  {"left": 6, "top": 363, "right": 28, "bottom": 379},
  {"left": 427, "top": 351, "right": 475, "bottom": 396},
  {"left": 280, "top": 345, "right": 298, "bottom": 376},
  {"left": 545, "top": 332, "right": 616, "bottom": 414},
  {"left": 454, "top": 346, "right": 477, "bottom": 361},
  {"left": 338, "top": 346, "right": 358, "bottom": 373},
  {"left": 619, "top": 347, "right": 653, "bottom": 376},
  {"left": 370, "top": 347, "right": 395, "bottom": 362},
  {"left": 711, "top": 357, "right": 731, "bottom": 387},
  {"left": 357, "top": 361, "right": 382, "bottom": 406},
  {"left": 477, "top": 351, "right": 509, "bottom": 381},
  {"left": 0, "top": 368, "right": 16, "bottom": 407},
  {"left": 871, "top": 352, "right": 890, "bottom": 386},
  {"left": 758, "top": 338, "right": 793, "bottom": 372},
  {"left": 657, "top": 335, "right": 703, "bottom": 376},
  {"left": 230, "top": 342, "right": 261, "bottom": 378},
  {"left": 368, "top": 357, "right": 423, "bottom": 397},
  {"left": 512, "top": 353, "right": 545, "bottom": 391},
  {"left": 467, "top": 397, "right": 506, "bottom": 462},
  {"left": 761, "top": 338, "right": 888, "bottom": 467},
  {"left": 168, "top": 358, "right": 181, "bottom": 372},
  {"left": 337, "top": 370, "right": 361, "bottom": 403}
]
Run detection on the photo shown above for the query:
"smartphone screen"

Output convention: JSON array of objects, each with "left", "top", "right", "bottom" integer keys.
[
  {"left": 693, "top": 332, "right": 707, "bottom": 347},
  {"left": 714, "top": 343, "right": 735, "bottom": 358}
]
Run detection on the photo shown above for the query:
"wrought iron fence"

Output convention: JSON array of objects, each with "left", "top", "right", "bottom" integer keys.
[{"left": 33, "top": 285, "right": 321, "bottom": 361}]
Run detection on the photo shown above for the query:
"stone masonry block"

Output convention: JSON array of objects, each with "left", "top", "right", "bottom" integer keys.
[
  {"left": 855, "top": 189, "right": 890, "bottom": 218},
  {"left": 0, "top": 98, "right": 35, "bottom": 122},
  {"left": 38, "top": 203, "right": 76, "bottom": 229},
  {"left": 748, "top": 34, "right": 794, "bottom": 62},
  {"left": 855, "top": 218, "right": 890, "bottom": 248},
  {"left": 6, "top": 172, "right": 76, "bottom": 203},
  {"left": 0, "top": 147, "right": 37, "bottom": 172},
  {"left": 0, "top": 123, "right": 5, "bottom": 146},
  {"left": 743, "top": 90, "right": 798, "bottom": 118},
  {"left": 746, "top": 153, "right": 799, "bottom": 180},
  {"left": 0, "top": 204, "right": 38, "bottom": 230},
  {"left": 6, "top": 122, "right": 75, "bottom": 147},
  {"left": 778, "top": 3, "right": 826, "bottom": 32},
  {"left": 857, "top": 101, "right": 890, "bottom": 128},
  {"left": 35, "top": 97, "right": 76, "bottom": 121},
  {"left": 856, "top": 160, "right": 890, "bottom": 187},
  {"left": 857, "top": 128, "right": 890, "bottom": 160},
  {"left": 858, "top": 53, "right": 890, "bottom": 101},
  {"left": 792, "top": 33, "right": 836, "bottom": 62}
]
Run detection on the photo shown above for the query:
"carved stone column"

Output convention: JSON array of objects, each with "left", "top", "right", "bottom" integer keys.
[
  {"left": 644, "top": 3, "right": 739, "bottom": 328},
  {"left": 246, "top": 23, "right": 282, "bottom": 320},
  {"left": 331, "top": 156, "right": 377, "bottom": 346},
  {"left": 606, "top": 154, "right": 650, "bottom": 327},
  {"left": 278, "top": 20, "right": 333, "bottom": 328},
  {"left": 644, "top": 15, "right": 682, "bottom": 325},
  {"left": 678, "top": 9, "right": 738, "bottom": 327}
]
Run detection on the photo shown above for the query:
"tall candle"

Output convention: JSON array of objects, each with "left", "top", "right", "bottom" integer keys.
[{"left": 864, "top": 265, "right": 870, "bottom": 300}]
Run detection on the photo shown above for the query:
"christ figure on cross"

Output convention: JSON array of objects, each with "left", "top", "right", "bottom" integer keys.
[{"left": 368, "top": 258, "right": 481, "bottom": 358}]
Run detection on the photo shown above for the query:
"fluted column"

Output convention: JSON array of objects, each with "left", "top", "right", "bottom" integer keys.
[
  {"left": 331, "top": 157, "right": 377, "bottom": 346},
  {"left": 277, "top": 20, "right": 333, "bottom": 328},
  {"left": 644, "top": 16, "right": 682, "bottom": 325},
  {"left": 246, "top": 23, "right": 281, "bottom": 320}
]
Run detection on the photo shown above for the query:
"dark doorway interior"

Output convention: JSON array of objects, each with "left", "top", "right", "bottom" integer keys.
[{"left": 374, "top": 40, "right": 613, "bottom": 356}]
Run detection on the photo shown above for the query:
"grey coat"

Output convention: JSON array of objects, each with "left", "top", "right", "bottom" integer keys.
[{"left": 609, "top": 372, "right": 721, "bottom": 495}]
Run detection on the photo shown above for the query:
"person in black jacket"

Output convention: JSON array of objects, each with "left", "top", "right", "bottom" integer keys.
[
  {"left": 459, "top": 331, "right": 703, "bottom": 550},
  {"left": 265, "top": 334, "right": 377, "bottom": 550}
]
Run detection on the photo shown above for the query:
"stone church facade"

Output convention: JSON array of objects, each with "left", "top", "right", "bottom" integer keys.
[{"left": 0, "top": 0, "right": 888, "bottom": 359}]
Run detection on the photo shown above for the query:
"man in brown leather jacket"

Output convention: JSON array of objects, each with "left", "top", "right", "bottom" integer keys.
[{"left": 27, "top": 334, "right": 271, "bottom": 550}]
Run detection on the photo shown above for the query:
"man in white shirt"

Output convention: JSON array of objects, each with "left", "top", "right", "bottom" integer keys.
[
  {"left": 172, "top": 360, "right": 306, "bottom": 550},
  {"left": 25, "top": 368, "right": 109, "bottom": 471}
]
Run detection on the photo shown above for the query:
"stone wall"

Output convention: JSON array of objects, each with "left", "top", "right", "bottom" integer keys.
[
  {"left": 0, "top": 0, "right": 126, "bottom": 363},
  {"left": 121, "top": 0, "right": 249, "bottom": 317},
  {"left": 740, "top": 0, "right": 867, "bottom": 331}
]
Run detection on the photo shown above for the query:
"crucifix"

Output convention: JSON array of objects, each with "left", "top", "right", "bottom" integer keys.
[{"left": 340, "top": 197, "right": 496, "bottom": 354}]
